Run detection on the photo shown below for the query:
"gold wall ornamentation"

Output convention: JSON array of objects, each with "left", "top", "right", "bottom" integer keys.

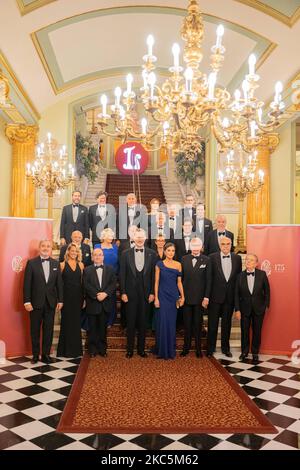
[
  {"left": 16, "top": 0, "right": 56, "bottom": 16},
  {"left": 247, "top": 133, "right": 280, "bottom": 224},
  {"left": 235, "top": 0, "right": 300, "bottom": 27},
  {"left": 5, "top": 124, "right": 38, "bottom": 217}
]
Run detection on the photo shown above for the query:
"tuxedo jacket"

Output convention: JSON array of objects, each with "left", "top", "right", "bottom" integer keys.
[
  {"left": 205, "top": 229, "right": 234, "bottom": 255},
  {"left": 181, "top": 254, "right": 212, "bottom": 305},
  {"left": 180, "top": 207, "right": 197, "bottom": 229},
  {"left": 59, "top": 243, "right": 92, "bottom": 267},
  {"left": 235, "top": 269, "right": 270, "bottom": 316},
  {"left": 120, "top": 247, "right": 157, "bottom": 300},
  {"left": 209, "top": 252, "right": 242, "bottom": 305},
  {"left": 117, "top": 205, "right": 148, "bottom": 240},
  {"left": 89, "top": 204, "right": 117, "bottom": 244},
  {"left": 175, "top": 233, "right": 196, "bottom": 262},
  {"left": 60, "top": 204, "right": 89, "bottom": 243},
  {"left": 23, "top": 256, "right": 63, "bottom": 309},
  {"left": 194, "top": 217, "right": 213, "bottom": 245},
  {"left": 118, "top": 240, "right": 135, "bottom": 262},
  {"left": 83, "top": 264, "right": 116, "bottom": 315}
]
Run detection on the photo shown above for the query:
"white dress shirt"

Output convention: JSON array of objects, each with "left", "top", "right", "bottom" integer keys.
[
  {"left": 41, "top": 257, "right": 50, "bottom": 283},
  {"left": 95, "top": 265, "right": 103, "bottom": 287},
  {"left": 97, "top": 204, "right": 107, "bottom": 220},
  {"left": 247, "top": 271, "right": 255, "bottom": 294},
  {"left": 134, "top": 248, "right": 145, "bottom": 272},
  {"left": 72, "top": 205, "right": 79, "bottom": 222},
  {"left": 220, "top": 252, "right": 232, "bottom": 282}
]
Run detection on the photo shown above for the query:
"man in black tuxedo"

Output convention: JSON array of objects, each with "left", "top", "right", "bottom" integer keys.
[
  {"left": 89, "top": 191, "right": 116, "bottom": 247},
  {"left": 181, "top": 238, "right": 211, "bottom": 358},
  {"left": 235, "top": 253, "right": 270, "bottom": 363},
  {"left": 175, "top": 218, "right": 195, "bottom": 261},
  {"left": 60, "top": 190, "right": 89, "bottom": 245},
  {"left": 148, "top": 211, "right": 169, "bottom": 249},
  {"left": 59, "top": 230, "right": 92, "bottom": 267},
  {"left": 83, "top": 248, "right": 116, "bottom": 357},
  {"left": 180, "top": 194, "right": 196, "bottom": 231},
  {"left": 166, "top": 204, "right": 181, "bottom": 241},
  {"left": 207, "top": 237, "right": 242, "bottom": 357},
  {"left": 118, "top": 193, "right": 148, "bottom": 241},
  {"left": 205, "top": 214, "right": 234, "bottom": 255},
  {"left": 23, "top": 240, "right": 63, "bottom": 364},
  {"left": 194, "top": 203, "right": 213, "bottom": 247},
  {"left": 120, "top": 228, "right": 156, "bottom": 358}
]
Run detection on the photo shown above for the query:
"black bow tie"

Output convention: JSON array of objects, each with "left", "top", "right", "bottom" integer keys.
[
  {"left": 218, "top": 232, "right": 226, "bottom": 236},
  {"left": 222, "top": 255, "right": 230, "bottom": 259},
  {"left": 41, "top": 258, "right": 50, "bottom": 262},
  {"left": 73, "top": 204, "right": 79, "bottom": 208},
  {"left": 169, "top": 217, "right": 175, "bottom": 221},
  {"left": 192, "top": 255, "right": 199, "bottom": 260},
  {"left": 95, "top": 265, "right": 103, "bottom": 270},
  {"left": 247, "top": 272, "right": 254, "bottom": 276},
  {"left": 135, "top": 249, "right": 144, "bottom": 253}
]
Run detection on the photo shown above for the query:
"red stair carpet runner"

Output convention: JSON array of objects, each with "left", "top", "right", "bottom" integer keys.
[{"left": 105, "top": 174, "right": 166, "bottom": 209}]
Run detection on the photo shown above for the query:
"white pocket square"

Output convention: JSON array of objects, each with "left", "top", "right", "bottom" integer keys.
[
  {"left": 200, "top": 264, "right": 206, "bottom": 268},
  {"left": 85, "top": 253, "right": 89, "bottom": 257},
  {"left": 53, "top": 268, "right": 57, "bottom": 271},
  {"left": 81, "top": 210, "right": 85, "bottom": 213}
]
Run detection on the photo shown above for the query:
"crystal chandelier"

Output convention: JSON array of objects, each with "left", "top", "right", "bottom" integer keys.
[
  {"left": 26, "top": 133, "right": 76, "bottom": 218},
  {"left": 217, "top": 147, "right": 265, "bottom": 252},
  {"left": 0, "top": 69, "right": 11, "bottom": 108},
  {"left": 97, "top": 0, "right": 285, "bottom": 158}
]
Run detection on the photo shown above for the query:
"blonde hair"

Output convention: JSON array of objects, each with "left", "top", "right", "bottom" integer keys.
[
  {"left": 100, "top": 227, "right": 115, "bottom": 242},
  {"left": 64, "top": 243, "right": 82, "bottom": 263}
]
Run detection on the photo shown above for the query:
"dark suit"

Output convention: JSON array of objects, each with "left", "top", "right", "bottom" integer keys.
[
  {"left": 120, "top": 247, "right": 156, "bottom": 354},
  {"left": 207, "top": 252, "right": 242, "bottom": 354},
  {"left": 180, "top": 207, "right": 196, "bottom": 229},
  {"left": 181, "top": 254, "right": 212, "bottom": 353},
  {"left": 83, "top": 264, "right": 116, "bottom": 354},
  {"left": 118, "top": 205, "right": 148, "bottom": 240},
  {"left": 194, "top": 217, "right": 213, "bottom": 246},
  {"left": 205, "top": 229, "right": 234, "bottom": 255},
  {"left": 175, "top": 233, "right": 196, "bottom": 261},
  {"left": 235, "top": 269, "right": 270, "bottom": 355},
  {"left": 23, "top": 256, "right": 63, "bottom": 356},
  {"left": 60, "top": 204, "right": 89, "bottom": 243},
  {"left": 89, "top": 204, "right": 117, "bottom": 246},
  {"left": 59, "top": 243, "right": 92, "bottom": 267}
]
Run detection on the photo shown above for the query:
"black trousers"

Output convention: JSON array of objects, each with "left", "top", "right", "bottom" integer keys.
[
  {"left": 241, "top": 311, "right": 265, "bottom": 355},
  {"left": 88, "top": 311, "right": 107, "bottom": 354},
  {"left": 207, "top": 301, "right": 234, "bottom": 354},
  {"left": 126, "top": 273, "right": 148, "bottom": 354},
  {"left": 183, "top": 304, "right": 203, "bottom": 353},
  {"left": 30, "top": 300, "right": 55, "bottom": 356}
]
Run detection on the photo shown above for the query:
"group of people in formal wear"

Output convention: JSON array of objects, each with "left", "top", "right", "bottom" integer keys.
[{"left": 23, "top": 190, "right": 270, "bottom": 365}]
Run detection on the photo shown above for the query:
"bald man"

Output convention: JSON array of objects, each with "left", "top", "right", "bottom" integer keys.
[
  {"left": 205, "top": 215, "right": 234, "bottom": 255},
  {"left": 59, "top": 230, "right": 92, "bottom": 266}
]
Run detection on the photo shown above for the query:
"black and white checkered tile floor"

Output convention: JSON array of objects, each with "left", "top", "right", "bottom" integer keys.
[{"left": 0, "top": 352, "right": 299, "bottom": 450}]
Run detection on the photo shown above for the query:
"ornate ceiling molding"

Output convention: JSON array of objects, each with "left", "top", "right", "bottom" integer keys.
[
  {"left": 16, "top": 0, "right": 57, "bottom": 16},
  {"left": 235, "top": 0, "right": 300, "bottom": 27}
]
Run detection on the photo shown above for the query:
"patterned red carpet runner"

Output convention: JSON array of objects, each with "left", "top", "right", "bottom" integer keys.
[{"left": 58, "top": 353, "right": 276, "bottom": 434}]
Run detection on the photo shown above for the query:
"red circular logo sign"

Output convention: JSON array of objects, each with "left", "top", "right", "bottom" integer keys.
[{"left": 115, "top": 142, "right": 149, "bottom": 175}]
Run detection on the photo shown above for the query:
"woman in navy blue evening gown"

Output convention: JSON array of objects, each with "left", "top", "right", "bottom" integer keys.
[{"left": 154, "top": 242, "right": 184, "bottom": 359}]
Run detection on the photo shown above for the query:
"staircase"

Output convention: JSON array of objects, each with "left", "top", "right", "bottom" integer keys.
[
  {"left": 160, "top": 175, "right": 185, "bottom": 207},
  {"left": 83, "top": 172, "right": 107, "bottom": 207},
  {"left": 105, "top": 174, "right": 166, "bottom": 209}
]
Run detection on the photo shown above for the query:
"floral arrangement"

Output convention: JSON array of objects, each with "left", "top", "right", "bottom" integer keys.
[
  {"left": 175, "top": 143, "right": 205, "bottom": 186},
  {"left": 75, "top": 132, "right": 101, "bottom": 183}
]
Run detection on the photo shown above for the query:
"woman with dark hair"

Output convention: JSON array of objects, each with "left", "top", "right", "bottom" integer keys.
[
  {"left": 57, "top": 243, "right": 84, "bottom": 357},
  {"left": 154, "top": 242, "right": 184, "bottom": 359}
]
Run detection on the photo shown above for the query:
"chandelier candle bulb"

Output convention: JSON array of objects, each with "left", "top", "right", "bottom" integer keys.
[
  {"left": 259, "top": 170, "right": 264, "bottom": 182},
  {"left": 172, "top": 43, "right": 180, "bottom": 68},
  {"left": 274, "top": 81, "right": 283, "bottom": 104},
  {"left": 141, "top": 118, "right": 147, "bottom": 135},
  {"left": 216, "top": 25, "right": 224, "bottom": 49},
  {"left": 147, "top": 35, "right": 154, "bottom": 57},
  {"left": 248, "top": 54, "right": 256, "bottom": 76},
  {"left": 184, "top": 67, "right": 193, "bottom": 92},
  {"left": 250, "top": 121, "right": 257, "bottom": 139},
  {"left": 163, "top": 121, "right": 170, "bottom": 136},
  {"left": 126, "top": 74, "right": 133, "bottom": 95},
  {"left": 47, "top": 132, "right": 51, "bottom": 144},
  {"left": 142, "top": 70, "right": 148, "bottom": 89},
  {"left": 258, "top": 108, "right": 263, "bottom": 122},
  {"left": 234, "top": 89, "right": 241, "bottom": 102},
  {"left": 148, "top": 72, "right": 156, "bottom": 99},
  {"left": 208, "top": 72, "right": 216, "bottom": 100},
  {"left": 115, "top": 87, "right": 122, "bottom": 107},
  {"left": 100, "top": 94, "right": 107, "bottom": 116},
  {"left": 242, "top": 80, "right": 249, "bottom": 103}
]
